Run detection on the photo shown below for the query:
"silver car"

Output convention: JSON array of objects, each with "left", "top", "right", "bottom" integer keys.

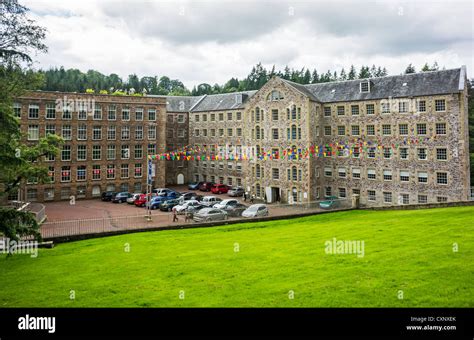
[
  {"left": 193, "top": 208, "right": 228, "bottom": 222},
  {"left": 174, "top": 200, "right": 202, "bottom": 214},
  {"left": 213, "top": 199, "right": 239, "bottom": 210},
  {"left": 242, "top": 204, "right": 269, "bottom": 218}
]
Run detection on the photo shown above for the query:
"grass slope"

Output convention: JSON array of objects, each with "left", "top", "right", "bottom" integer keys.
[{"left": 0, "top": 207, "right": 473, "bottom": 307}]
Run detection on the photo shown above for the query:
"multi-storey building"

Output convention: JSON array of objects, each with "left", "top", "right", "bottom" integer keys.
[
  {"left": 13, "top": 91, "right": 167, "bottom": 202},
  {"left": 13, "top": 67, "right": 471, "bottom": 206}
]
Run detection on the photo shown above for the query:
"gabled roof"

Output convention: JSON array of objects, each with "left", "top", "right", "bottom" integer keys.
[
  {"left": 190, "top": 90, "right": 257, "bottom": 112},
  {"left": 303, "top": 68, "right": 463, "bottom": 103},
  {"left": 280, "top": 78, "right": 319, "bottom": 101}
]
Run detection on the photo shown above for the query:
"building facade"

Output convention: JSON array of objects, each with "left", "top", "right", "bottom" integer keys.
[
  {"left": 13, "top": 91, "right": 167, "bottom": 202},
  {"left": 13, "top": 67, "right": 471, "bottom": 206}
]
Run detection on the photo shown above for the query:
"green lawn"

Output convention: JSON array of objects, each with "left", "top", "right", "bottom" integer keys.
[{"left": 0, "top": 207, "right": 473, "bottom": 307}]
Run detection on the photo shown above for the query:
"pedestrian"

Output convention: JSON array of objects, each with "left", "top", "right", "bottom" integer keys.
[
  {"left": 173, "top": 208, "right": 178, "bottom": 222},
  {"left": 184, "top": 211, "right": 190, "bottom": 222},
  {"left": 250, "top": 194, "right": 254, "bottom": 203},
  {"left": 243, "top": 192, "right": 247, "bottom": 201}
]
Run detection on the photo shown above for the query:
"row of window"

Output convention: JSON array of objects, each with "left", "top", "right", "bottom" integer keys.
[
  {"left": 318, "top": 122, "right": 447, "bottom": 137},
  {"left": 321, "top": 167, "right": 449, "bottom": 185},
  {"left": 320, "top": 145, "right": 449, "bottom": 161},
  {"left": 194, "top": 111, "right": 242, "bottom": 123},
  {"left": 46, "top": 144, "right": 156, "bottom": 162},
  {"left": 196, "top": 161, "right": 243, "bottom": 172},
  {"left": 322, "top": 99, "right": 446, "bottom": 117},
  {"left": 16, "top": 103, "right": 158, "bottom": 121},
  {"left": 22, "top": 182, "right": 143, "bottom": 201},
  {"left": 194, "top": 127, "right": 242, "bottom": 138},
  {"left": 193, "top": 174, "right": 243, "bottom": 188},
  {"left": 321, "top": 187, "right": 448, "bottom": 204},
  {"left": 251, "top": 105, "right": 303, "bottom": 122},
  {"left": 27, "top": 124, "right": 158, "bottom": 141},
  {"left": 35, "top": 164, "right": 145, "bottom": 183}
]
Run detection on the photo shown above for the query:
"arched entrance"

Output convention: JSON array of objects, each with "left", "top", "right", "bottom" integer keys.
[{"left": 177, "top": 173, "right": 184, "bottom": 185}]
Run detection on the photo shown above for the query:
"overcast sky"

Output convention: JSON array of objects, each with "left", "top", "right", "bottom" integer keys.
[{"left": 24, "top": 0, "right": 473, "bottom": 88}]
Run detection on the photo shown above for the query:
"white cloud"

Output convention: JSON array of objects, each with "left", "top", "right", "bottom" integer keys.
[{"left": 24, "top": 0, "right": 473, "bottom": 88}]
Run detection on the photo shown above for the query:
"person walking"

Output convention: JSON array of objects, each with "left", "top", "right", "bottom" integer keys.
[
  {"left": 250, "top": 194, "right": 254, "bottom": 204},
  {"left": 173, "top": 208, "right": 178, "bottom": 222},
  {"left": 243, "top": 192, "right": 247, "bottom": 202}
]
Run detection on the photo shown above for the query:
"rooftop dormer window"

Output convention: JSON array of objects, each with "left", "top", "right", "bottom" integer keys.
[{"left": 360, "top": 81, "right": 370, "bottom": 93}]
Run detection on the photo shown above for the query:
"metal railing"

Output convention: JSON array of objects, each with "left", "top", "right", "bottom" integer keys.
[{"left": 39, "top": 198, "right": 351, "bottom": 239}]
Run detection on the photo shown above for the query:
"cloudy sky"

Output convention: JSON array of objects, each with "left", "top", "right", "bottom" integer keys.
[{"left": 24, "top": 0, "right": 473, "bottom": 88}]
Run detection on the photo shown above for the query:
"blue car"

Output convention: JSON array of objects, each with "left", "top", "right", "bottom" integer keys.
[{"left": 146, "top": 196, "right": 173, "bottom": 210}]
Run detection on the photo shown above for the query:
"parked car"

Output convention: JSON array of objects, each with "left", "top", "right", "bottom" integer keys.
[
  {"left": 159, "top": 199, "right": 180, "bottom": 212},
  {"left": 152, "top": 188, "right": 179, "bottom": 197},
  {"left": 226, "top": 203, "right": 248, "bottom": 217},
  {"left": 181, "top": 192, "right": 203, "bottom": 201},
  {"left": 242, "top": 204, "right": 269, "bottom": 218},
  {"left": 127, "top": 193, "right": 142, "bottom": 204},
  {"left": 101, "top": 191, "right": 116, "bottom": 202},
  {"left": 198, "top": 182, "right": 214, "bottom": 192},
  {"left": 112, "top": 192, "right": 132, "bottom": 203},
  {"left": 213, "top": 199, "right": 239, "bottom": 210},
  {"left": 193, "top": 208, "right": 228, "bottom": 222},
  {"left": 201, "top": 196, "right": 222, "bottom": 207},
  {"left": 319, "top": 196, "right": 340, "bottom": 209},
  {"left": 147, "top": 195, "right": 174, "bottom": 210},
  {"left": 228, "top": 187, "right": 245, "bottom": 197},
  {"left": 211, "top": 184, "right": 229, "bottom": 194},
  {"left": 188, "top": 182, "right": 204, "bottom": 190},
  {"left": 174, "top": 200, "right": 202, "bottom": 214},
  {"left": 134, "top": 193, "right": 158, "bottom": 207}
]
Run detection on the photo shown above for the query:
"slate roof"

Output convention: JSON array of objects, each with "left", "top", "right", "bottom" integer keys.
[
  {"left": 148, "top": 95, "right": 205, "bottom": 112},
  {"left": 157, "top": 67, "right": 464, "bottom": 112},
  {"left": 190, "top": 90, "right": 257, "bottom": 112},
  {"left": 302, "top": 68, "right": 463, "bottom": 103}
]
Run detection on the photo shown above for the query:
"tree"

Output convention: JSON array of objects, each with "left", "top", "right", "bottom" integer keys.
[
  {"left": 358, "top": 65, "right": 371, "bottom": 79},
  {"left": 348, "top": 65, "right": 357, "bottom": 80},
  {"left": 0, "top": 0, "right": 62, "bottom": 242},
  {"left": 339, "top": 68, "right": 347, "bottom": 80},
  {"left": 311, "top": 69, "right": 319, "bottom": 83},
  {"left": 405, "top": 64, "right": 416, "bottom": 74}
]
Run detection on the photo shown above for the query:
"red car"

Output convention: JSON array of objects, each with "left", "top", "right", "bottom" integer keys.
[
  {"left": 134, "top": 193, "right": 154, "bottom": 207},
  {"left": 199, "top": 182, "right": 214, "bottom": 192},
  {"left": 211, "top": 184, "right": 229, "bottom": 194}
]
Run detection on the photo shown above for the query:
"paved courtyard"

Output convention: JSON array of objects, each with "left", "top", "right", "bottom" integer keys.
[{"left": 40, "top": 185, "right": 348, "bottom": 238}]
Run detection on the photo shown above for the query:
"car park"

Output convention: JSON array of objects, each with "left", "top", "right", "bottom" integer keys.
[
  {"left": 188, "top": 182, "right": 204, "bottom": 190},
  {"left": 198, "top": 182, "right": 214, "bottom": 192},
  {"left": 112, "top": 192, "right": 132, "bottom": 203},
  {"left": 201, "top": 196, "right": 222, "bottom": 207},
  {"left": 213, "top": 199, "right": 239, "bottom": 210},
  {"left": 319, "top": 196, "right": 340, "bottom": 209},
  {"left": 173, "top": 200, "right": 202, "bottom": 214},
  {"left": 228, "top": 187, "right": 244, "bottom": 197},
  {"left": 193, "top": 208, "right": 228, "bottom": 222},
  {"left": 242, "top": 204, "right": 269, "bottom": 218},
  {"left": 159, "top": 199, "right": 180, "bottom": 212},
  {"left": 225, "top": 203, "right": 248, "bottom": 217},
  {"left": 101, "top": 191, "right": 116, "bottom": 202},
  {"left": 127, "top": 193, "right": 142, "bottom": 204}
]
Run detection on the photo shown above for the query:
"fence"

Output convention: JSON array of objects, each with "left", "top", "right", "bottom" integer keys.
[{"left": 39, "top": 198, "right": 351, "bottom": 240}]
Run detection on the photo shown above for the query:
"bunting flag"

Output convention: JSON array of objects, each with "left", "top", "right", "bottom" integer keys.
[{"left": 146, "top": 136, "right": 437, "bottom": 161}]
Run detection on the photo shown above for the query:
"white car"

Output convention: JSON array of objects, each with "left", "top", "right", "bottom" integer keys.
[
  {"left": 201, "top": 196, "right": 222, "bottom": 207},
  {"left": 127, "top": 193, "right": 142, "bottom": 204},
  {"left": 173, "top": 200, "right": 201, "bottom": 214},
  {"left": 213, "top": 199, "right": 239, "bottom": 210},
  {"left": 242, "top": 204, "right": 269, "bottom": 218}
]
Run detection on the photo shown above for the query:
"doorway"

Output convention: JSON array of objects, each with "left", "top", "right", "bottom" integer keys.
[{"left": 177, "top": 173, "right": 184, "bottom": 185}]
